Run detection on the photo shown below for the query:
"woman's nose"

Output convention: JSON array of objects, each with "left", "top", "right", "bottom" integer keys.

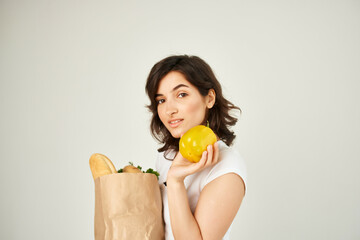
[{"left": 165, "top": 100, "right": 178, "bottom": 116}]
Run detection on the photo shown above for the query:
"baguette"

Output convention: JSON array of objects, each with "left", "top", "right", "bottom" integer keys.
[{"left": 89, "top": 153, "right": 117, "bottom": 180}]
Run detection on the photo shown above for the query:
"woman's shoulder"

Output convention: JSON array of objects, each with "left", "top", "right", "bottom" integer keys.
[
  {"left": 217, "top": 140, "right": 244, "bottom": 164},
  {"left": 201, "top": 140, "right": 248, "bottom": 192}
]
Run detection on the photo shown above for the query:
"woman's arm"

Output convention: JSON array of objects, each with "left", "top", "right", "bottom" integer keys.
[
  {"left": 166, "top": 143, "right": 245, "bottom": 239},
  {"left": 194, "top": 173, "right": 245, "bottom": 239},
  {"left": 167, "top": 173, "right": 245, "bottom": 240},
  {"left": 167, "top": 178, "right": 203, "bottom": 239}
]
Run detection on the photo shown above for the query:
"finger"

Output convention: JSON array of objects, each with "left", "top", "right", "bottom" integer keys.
[
  {"left": 206, "top": 144, "right": 214, "bottom": 166},
  {"left": 213, "top": 141, "right": 220, "bottom": 163},
  {"left": 186, "top": 151, "right": 206, "bottom": 174},
  {"left": 195, "top": 150, "right": 208, "bottom": 169}
]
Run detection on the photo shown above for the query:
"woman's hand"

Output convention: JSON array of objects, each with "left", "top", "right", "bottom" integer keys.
[{"left": 167, "top": 141, "right": 220, "bottom": 183}]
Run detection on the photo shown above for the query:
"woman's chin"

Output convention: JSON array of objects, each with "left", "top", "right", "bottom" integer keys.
[
  {"left": 170, "top": 130, "right": 183, "bottom": 139},
  {"left": 171, "top": 133, "right": 181, "bottom": 139}
]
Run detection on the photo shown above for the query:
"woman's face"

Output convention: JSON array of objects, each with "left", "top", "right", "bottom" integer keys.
[{"left": 155, "top": 71, "right": 214, "bottom": 139}]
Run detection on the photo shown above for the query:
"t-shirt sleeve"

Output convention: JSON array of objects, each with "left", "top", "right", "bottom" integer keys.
[{"left": 201, "top": 148, "right": 248, "bottom": 195}]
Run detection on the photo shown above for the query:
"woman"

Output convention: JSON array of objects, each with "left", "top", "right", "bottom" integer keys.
[{"left": 145, "top": 55, "right": 247, "bottom": 240}]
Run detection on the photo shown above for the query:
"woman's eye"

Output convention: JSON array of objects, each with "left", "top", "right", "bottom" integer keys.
[
  {"left": 157, "top": 99, "right": 165, "bottom": 104},
  {"left": 178, "top": 93, "right": 188, "bottom": 98}
]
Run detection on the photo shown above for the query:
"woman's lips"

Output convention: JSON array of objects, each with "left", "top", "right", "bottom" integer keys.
[{"left": 168, "top": 119, "right": 183, "bottom": 128}]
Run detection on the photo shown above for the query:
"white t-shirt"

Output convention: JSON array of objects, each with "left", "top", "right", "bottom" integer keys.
[{"left": 155, "top": 140, "right": 248, "bottom": 240}]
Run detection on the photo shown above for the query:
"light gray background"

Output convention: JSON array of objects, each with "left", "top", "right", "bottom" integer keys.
[{"left": 1, "top": 0, "right": 359, "bottom": 239}]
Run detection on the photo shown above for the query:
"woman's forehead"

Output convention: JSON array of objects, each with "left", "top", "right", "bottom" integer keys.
[{"left": 157, "top": 71, "right": 194, "bottom": 93}]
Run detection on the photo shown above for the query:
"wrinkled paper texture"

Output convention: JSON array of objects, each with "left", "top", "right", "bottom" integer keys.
[{"left": 94, "top": 173, "right": 165, "bottom": 240}]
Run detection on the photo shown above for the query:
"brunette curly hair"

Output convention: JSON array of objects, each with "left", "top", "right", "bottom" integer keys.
[{"left": 145, "top": 55, "right": 241, "bottom": 154}]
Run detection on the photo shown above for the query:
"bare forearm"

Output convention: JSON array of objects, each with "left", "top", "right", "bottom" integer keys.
[{"left": 167, "top": 178, "right": 202, "bottom": 240}]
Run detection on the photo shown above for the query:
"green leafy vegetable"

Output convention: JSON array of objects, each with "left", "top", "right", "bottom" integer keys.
[{"left": 117, "top": 162, "right": 160, "bottom": 179}]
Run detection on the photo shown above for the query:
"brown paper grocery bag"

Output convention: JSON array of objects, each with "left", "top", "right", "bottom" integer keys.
[{"left": 94, "top": 173, "right": 165, "bottom": 240}]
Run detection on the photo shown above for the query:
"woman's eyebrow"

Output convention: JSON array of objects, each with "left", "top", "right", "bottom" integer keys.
[
  {"left": 172, "top": 84, "right": 189, "bottom": 91},
  {"left": 155, "top": 84, "right": 189, "bottom": 97}
]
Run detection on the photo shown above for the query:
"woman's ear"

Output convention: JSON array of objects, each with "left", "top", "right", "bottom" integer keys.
[{"left": 206, "top": 89, "right": 216, "bottom": 109}]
